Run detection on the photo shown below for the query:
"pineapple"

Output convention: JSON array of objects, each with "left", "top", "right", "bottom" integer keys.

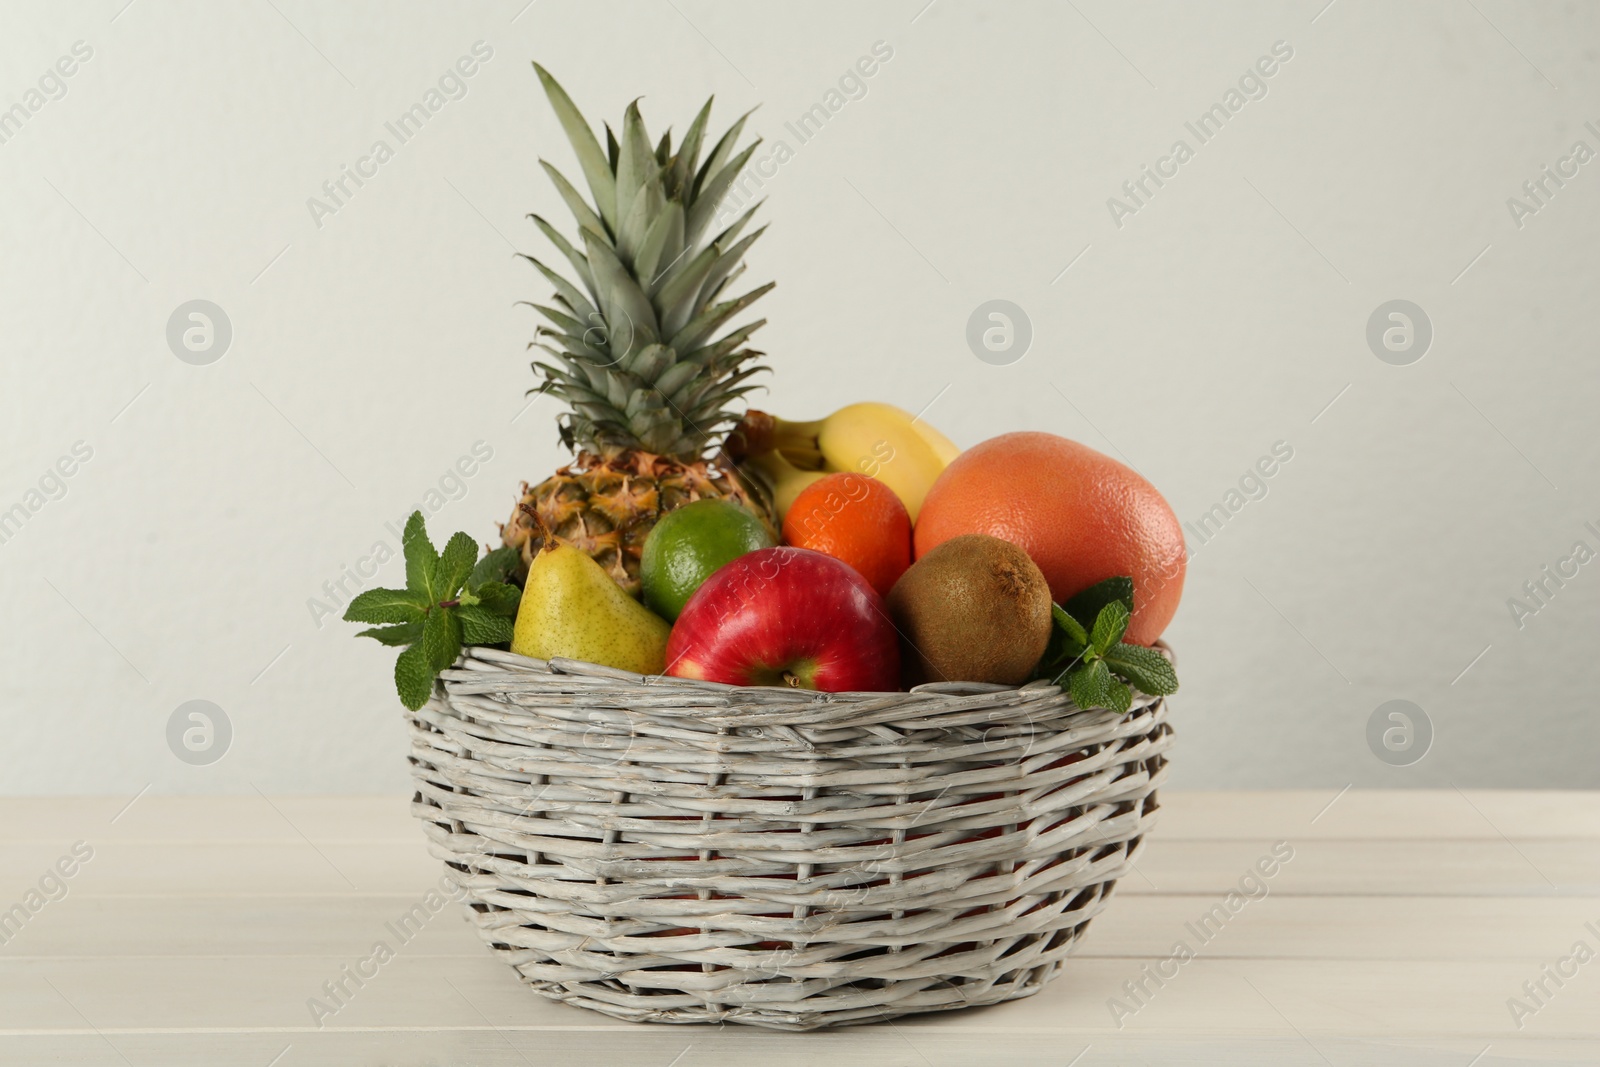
[{"left": 503, "top": 64, "right": 776, "bottom": 595}]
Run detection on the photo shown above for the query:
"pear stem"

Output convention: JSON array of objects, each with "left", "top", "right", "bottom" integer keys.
[{"left": 517, "top": 502, "right": 559, "bottom": 554}]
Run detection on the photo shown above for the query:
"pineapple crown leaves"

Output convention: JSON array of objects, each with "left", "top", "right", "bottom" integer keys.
[
  {"left": 343, "top": 511, "right": 522, "bottom": 710},
  {"left": 522, "top": 63, "right": 773, "bottom": 460},
  {"left": 1033, "top": 576, "right": 1179, "bottom": 716}
]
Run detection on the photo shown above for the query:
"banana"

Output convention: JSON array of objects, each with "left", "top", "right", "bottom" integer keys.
[
  {"left": 906, "top": 412, "right": 960, "bottom": 467},
  {"left": 729, "top": 403, "right": 961, "bottom": 521},
  {"left": 816, "top": 403, "right": 949, "bottom": 520},
  {"left": 759, "top": 403, "right": 951, "bottom": 521},
  {"left": 743, "top": 449, "right": 826, "bottom": 520}
]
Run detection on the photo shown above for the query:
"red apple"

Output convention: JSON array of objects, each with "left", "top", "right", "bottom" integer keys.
[{"left": 665, "top": 547, "right": 900, "bottom": 692}]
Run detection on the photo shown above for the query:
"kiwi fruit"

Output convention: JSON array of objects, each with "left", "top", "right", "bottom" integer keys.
[{"left": 887, "top": 533, "right": 1053, "bottom": 686}]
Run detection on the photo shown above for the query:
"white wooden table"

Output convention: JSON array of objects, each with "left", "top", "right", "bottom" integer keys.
[{"left": 1, "top": 791, "right": 1595, "bottom": 1065}]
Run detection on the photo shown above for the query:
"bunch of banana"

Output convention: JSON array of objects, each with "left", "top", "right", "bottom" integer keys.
[{"left": 726, "top": 402, "right": 960, "bottom": 521}]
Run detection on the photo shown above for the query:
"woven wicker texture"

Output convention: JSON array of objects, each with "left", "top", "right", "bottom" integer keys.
[{"left": 408, "top": 646, "right": 1173, "bottom": 1031}]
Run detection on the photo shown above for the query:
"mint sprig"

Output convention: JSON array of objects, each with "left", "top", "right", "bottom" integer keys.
[
  {"left": 344, "top": 511, "right": 522, "bottom": 710},
  {"left": 1034, "top": 576, "right": 1178, "bottom": 715}
]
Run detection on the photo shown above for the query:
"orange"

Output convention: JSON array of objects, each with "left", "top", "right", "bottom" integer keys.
[
  {"left": 913, "top": 431, "right": 1185, "bottom": 646},
  {"left": 783, "top": 472, "right": 911, "bottom": 596}
]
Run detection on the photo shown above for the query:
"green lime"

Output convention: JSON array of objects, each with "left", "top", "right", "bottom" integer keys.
[{"left": 641, "top": 499, "right": 776, "bottom": 621}]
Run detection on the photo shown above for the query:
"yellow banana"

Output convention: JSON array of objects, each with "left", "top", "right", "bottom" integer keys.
[
  {"left": 907, "top": 414, "right": 960, "bottom": 467},
  {"left": 816, "top": 403, "right": 948, "bottom": 520},
  {"left": 743, "top": 449, "right": 826, "bottom": 521},
  {"left": 761, "top": 402, "right": 953, "bottom": 521},
  {"left": 729, "top": 403, "right": 961, "bottom": 522}
]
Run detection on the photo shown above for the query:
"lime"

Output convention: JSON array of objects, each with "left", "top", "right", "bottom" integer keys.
[{"left": 641, "top": 499, "right": 776, "bottom": 621}]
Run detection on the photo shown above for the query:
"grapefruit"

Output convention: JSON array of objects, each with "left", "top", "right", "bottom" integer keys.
[{"left": 913, "top": 431, "right": 1185, "bottom": 646}]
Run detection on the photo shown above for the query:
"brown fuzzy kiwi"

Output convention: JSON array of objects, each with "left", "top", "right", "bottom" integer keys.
[{"left": 887, "top": 533, "right": 1053, "bottom": 686}]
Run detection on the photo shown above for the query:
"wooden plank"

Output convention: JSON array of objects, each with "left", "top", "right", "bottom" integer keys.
[
  {"left": 1150, "top": 790, "right": 1600, "bottom": 840},
  {"left": 0, "top": 895, "right": 480, "bottom": 959},
  {"left": 0, "top": 957, "right": 1594, "bottom": 1039},
  {"left": 0, "top": 954, "right": 601, "bottom": 1032},
  {"left": 1082, "top": 894, "right": 1600, "bottom": 960},
  {"left": 1124, "top": 838, "right": 1599, "bottom": 896},
  {"left": 926, "top": 958, "right": 1597, "bottom": 1039},
  {"left": 0, "top": 794, "right": 1595, "bottom": 1062},
  {"left": 1, "top": 1030, "right": 1594, "bottom": 1067},
  {"left": 0, "top": 840, "right": 442, "bottom": 899},
  {"left": 0, "top": 796, "right": 419, "bottom": 844},
  {"left": 4, "top": 836, "right": 1593, "bottom": 904},
  {"left": 4, "top": 892, "right": 1595, "bottom": 965}
]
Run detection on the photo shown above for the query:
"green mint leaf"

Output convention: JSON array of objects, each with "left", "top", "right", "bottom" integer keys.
[
  {"left": 457, "top": 604, "right": 514, "bottom": 645},
  {"left": 1068, "top": 659, "right": 1115, "bottom": 711},
  {"left": 1065, "top": 576, "right": 1134, "bottom": 629},
  {"left": 1103, "top": 643, "right": 1179, "bottom": 695},
  {"left": 1037, "top": 640, "right": 1085, "bottom": 684},
  {"left": 470, "top": 545, "right": 521, "bottom": 589},
  {"left": 1051, "top": 603, "right": 1088, "bottom": 645},
  {"left": 394, "top": 642, "right": 435, "bottom": 710},
  {"left": 342, "top": 587, "right": 429, "bottom": 625},
  {"left": 350, "top": 513, "right": 527, "bottom": 709},
  {"left": 1105, "top": 678, "right": 1133, "bottom": 716},
  {"left": 1063, "top": 665, "right": 1091, "bottom": 707},
  {"left": 402, "top": 511, "right": 438, "bottom": 601},
  {"left": 1090, "top": 601, "right": 1130, "bottom": 656},
  {"left": 355, "top": 621, "right": 423, "bottom": 647},
  {"left": 1034, "top": 602, "right": 1088, "bottom": 681},
  {"left": 472, "top": 580, "right": 522, "bottom": 616},
  {"left": 420, "top": 605, "right": 462, "bottom": 672},
  {"left": 434, "top": 531, "right": 478, "bottom": 600},
  {"left": 1049, "top": 655, "right": 1088, "bottom": 687}
]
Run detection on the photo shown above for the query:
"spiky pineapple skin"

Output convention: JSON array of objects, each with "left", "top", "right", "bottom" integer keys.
[{"left": 501, "top": 450, "right": 774, "bottom": 597}]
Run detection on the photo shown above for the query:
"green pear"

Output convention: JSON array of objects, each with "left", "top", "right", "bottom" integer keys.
[{"left": 511, "top": 541, "right": 671, "bottom": 674}]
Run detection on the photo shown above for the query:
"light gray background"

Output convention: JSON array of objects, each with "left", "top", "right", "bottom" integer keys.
[{"left": 2, "top": 0, "right": 1596, "bottom": 794}]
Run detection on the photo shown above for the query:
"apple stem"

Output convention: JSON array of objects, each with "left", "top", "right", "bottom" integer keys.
[{"left": 781, "top": 671, "right": 800, "bottom": 688}]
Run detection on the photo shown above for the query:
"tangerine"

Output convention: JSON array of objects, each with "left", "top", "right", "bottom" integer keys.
[
  {"left": 783, "top": 472, "right": 911, "bottom": 596},
  {"left": 913, "top": 431, "right": 1185, "bottom": 645}
]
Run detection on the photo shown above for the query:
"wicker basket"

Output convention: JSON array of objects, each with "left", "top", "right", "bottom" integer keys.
[{"left": 407, "top": 645, "right": 1174, "bottom": 1031}]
